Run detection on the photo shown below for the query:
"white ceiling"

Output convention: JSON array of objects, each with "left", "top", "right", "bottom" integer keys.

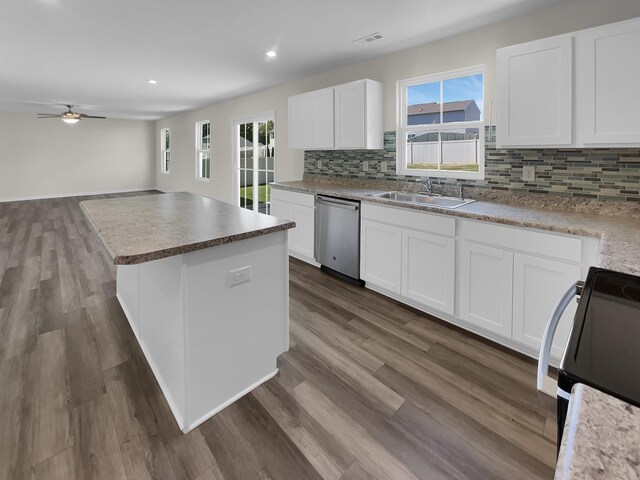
[{"left": 1, "top": 0, "right": 568, "bottom": 120}]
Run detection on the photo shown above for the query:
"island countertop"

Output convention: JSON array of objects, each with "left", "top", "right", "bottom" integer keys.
[
  {"left": 555, "top": 384, "right": 640, "bottom": 480},
  {"left": 81, "top": 192, "right": 295, "bottom": 265}
]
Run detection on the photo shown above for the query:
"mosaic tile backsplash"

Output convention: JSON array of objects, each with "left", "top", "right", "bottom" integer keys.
[{"left": 304, "top": 131, "right": 640, "bottom": 202}]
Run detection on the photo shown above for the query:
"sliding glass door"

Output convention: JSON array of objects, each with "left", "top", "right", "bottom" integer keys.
[{"left": 236, "top": 114, "right": 275, "bottom": 214}]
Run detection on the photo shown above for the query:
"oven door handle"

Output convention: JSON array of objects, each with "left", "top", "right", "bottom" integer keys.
[{"left": 537, "top": 280, "right": 585, "bottom": 397}]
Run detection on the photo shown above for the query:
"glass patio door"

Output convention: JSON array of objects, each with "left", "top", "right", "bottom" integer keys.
[{"left": 237, "top": 115, "right": 275, "bottom": 214}]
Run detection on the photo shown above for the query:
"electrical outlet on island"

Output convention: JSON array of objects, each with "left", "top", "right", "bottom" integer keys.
[{"left": 362, "top": 161, "right": 369, "bottom": 172}]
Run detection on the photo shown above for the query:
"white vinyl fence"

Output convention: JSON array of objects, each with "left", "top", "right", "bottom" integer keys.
[{"left": 408, "top": 138, "right": 479, "bottom": 166}]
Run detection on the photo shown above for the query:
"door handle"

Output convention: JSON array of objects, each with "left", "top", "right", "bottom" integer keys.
[
  {"left": 537, "top": 280, "right": 584, "bottom": 397},
  {"left": 316, "top": 196, "right": 359, "bottom": 210}
]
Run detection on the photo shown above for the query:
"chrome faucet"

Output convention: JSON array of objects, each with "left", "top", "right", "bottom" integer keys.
[
  {"left": 457, "top": 182, "right": 465, "bottom": 200},
  {"left": 421, "top": 178, "right": 433, "bottom": 194}
]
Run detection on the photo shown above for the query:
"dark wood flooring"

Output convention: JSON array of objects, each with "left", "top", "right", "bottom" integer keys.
[{"left": 0, "top": 192, "right": 557, "bottom": 480}]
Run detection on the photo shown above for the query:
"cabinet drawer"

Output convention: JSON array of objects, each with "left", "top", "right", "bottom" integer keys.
[
  {"left": 361, "top": 203, "right": 455, "bottom": 237},
  {"left": 271, "top": 189, "right": 315, "bottom": 207},
  {"left": 460, "top": 219, "right": 581, "bottom": 263}
]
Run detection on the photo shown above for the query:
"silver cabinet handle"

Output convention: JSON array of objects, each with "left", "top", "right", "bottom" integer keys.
[{"left": 537, "top": 280, "right": 584, "bottom": 396}]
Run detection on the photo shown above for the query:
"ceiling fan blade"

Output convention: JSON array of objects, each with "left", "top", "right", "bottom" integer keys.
[
  {"left": 78, "top": 114, "right": 107, "bottom": 119},
  {"left": 37, "top": 114, "right": 60, "bottom": 118}
]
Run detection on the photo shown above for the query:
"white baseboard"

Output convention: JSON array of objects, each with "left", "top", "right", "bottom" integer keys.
[
  {"left": 0, "top": 186, "right": 156, "bottom": 203},
  {"left": 184, "top": 369, "right": 279, "bottom": 433}
]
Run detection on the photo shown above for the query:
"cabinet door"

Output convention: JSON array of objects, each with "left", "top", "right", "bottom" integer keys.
[
  {"left": 309, "top": 88, "right": 334, "bottom": 148},
  {"left": 512, "top": 253, "right": 580, "bottom": 359},
  {"left": 334, "top": 80, "right": 365, "bottom": 149},
  {"left": 288, "top": 94, "right": 310, "bottom": 149},
  {"left": 459, "top": 242, "right": 513, "bottom": 338},
  {"left": 360, "top": 220, "right": 401, "bottom": 293},
  {"left": 577, "top": 18, "right": 640, "bottom": 144},
  {"left": 497, "top": 35, "right": 572, "bottom": 146},
  {"left": 291, "top": 205, "right": 315, "bottom": 260},
  {"left": 402, "top": 229, "right": 455, "bottom": 315},
  {"left": 270, "top": 200, "right": 295, "bottom": 250}
]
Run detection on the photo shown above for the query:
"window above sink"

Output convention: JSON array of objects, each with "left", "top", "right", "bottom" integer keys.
[{"left": 396, "top": 65, "right": 485, "bottom": 180}]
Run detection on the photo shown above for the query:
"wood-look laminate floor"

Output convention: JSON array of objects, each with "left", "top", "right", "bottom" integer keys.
[{"left": 0, "top": 192, "right": 557, "bottom": 480}]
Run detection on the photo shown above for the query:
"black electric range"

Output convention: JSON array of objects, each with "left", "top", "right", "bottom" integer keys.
[{"left": 556, "top": 267, "right": 640, "bottom": 444}]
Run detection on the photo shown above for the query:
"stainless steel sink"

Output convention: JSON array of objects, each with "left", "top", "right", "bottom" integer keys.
[{"left": 368, "top": 191, "right": 475, "bottom": 209}]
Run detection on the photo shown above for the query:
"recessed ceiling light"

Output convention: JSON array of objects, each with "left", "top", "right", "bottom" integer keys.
[
  {"left": 265, "top": 50, "right": 277, "bottom": 58},
  {"left": 147, "top": 79, "right": 158, "bottom": 85}
]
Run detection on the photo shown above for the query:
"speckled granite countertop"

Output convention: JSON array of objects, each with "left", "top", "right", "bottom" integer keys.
[
  {"left": 81, "top": 192, "right": 295, "bottom": 265},
  {"left": 271, "top": 179, "right": 640, "bottom": 275},
  {"left": 555, "top": 384, "right": 640, "bottom": 480}
]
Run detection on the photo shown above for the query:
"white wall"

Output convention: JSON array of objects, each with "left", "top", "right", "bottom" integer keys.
[
  {"left": 156, "top": 0, "right": 640, "bottom": 205},
  {"left": 0, "top": 112, "right": 155, "bottom": 201}
]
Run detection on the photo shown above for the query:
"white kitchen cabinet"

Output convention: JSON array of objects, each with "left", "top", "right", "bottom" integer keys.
[
  {"left": 270, "top": 189, "right": 317, "bottom": 265},
  {"left": 288, "top": 79, "right": 383, "bottom": 150},
  {"left": 512, "top": 253, "right": 580, "bottom": 358},
  {"left": 360, "top": 219, "right": 401, "bottom": 293},
  {"left": 497, "top": 16, "right": 640, "bottom": 148},
  {"left": 334, "top": 79, "right": 383, "bottom": 149},
  {"left": 496, "top": 34, "right": 573, "bottom": 147},
  {"left": 288, "top": 94, "right": 310, "bottom": 149},
  {"left": 291, "top": 205, "right": 315, "bottom": 260},
  {"left": 576, "top": 17, "right": 640, "bottom": 145},
  {"left": 309, "top": 88, "right": 335, "bottom": 149},
  {"left": 402, "top": 228, "right": 455, "bottom": 315},
  {"left": 459, "top": 242, "right": 514, "bottom": 338}
]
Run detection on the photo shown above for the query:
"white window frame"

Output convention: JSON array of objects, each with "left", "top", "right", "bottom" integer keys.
[
  {"left": 195, "top": 120, "right": 211, "bottom": 181},
  {"left": 160, "top": 127, "right": 170, "bottom": 174},
  {"left": 396, "top": 65, "right": 485, "bottom": 180}
]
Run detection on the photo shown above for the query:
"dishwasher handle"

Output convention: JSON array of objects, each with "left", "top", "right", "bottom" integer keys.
[
  {"left": 316, "top": 196, "right": 359, "bottom": 211},
  {"left": 537, "top": 280, "right": 584, "bottom": 397}
]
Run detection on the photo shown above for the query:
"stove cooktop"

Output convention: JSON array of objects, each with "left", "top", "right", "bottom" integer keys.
[{"left": 559, "top": 267, "right": 640, "bottom": 407}]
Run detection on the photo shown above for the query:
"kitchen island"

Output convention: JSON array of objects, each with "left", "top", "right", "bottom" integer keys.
[{"left": 81, "top": 192, "right": 295, "bottom": 433}]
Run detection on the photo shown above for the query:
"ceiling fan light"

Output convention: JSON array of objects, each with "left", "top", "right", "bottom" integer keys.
[{"left": 61, "top": 117, "right": 80, "bottom": 124}]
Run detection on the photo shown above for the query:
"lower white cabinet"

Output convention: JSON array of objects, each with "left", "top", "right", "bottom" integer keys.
[
  {"left": 402, "top": 228, "right": 455, "bottom": 315},
  {"left": 291, "top": 205, "right": 315, "bottom": 260},
  {"left": 359, "top": 203, "right": 598, "bottom": 362},
  {"left": 270, "top": 190, "right": 316, "bottom": 264},
  {"left": 512, "top": 253, "right": 581, "bottom": 359},
  {"left": 360, "top": 219, "right": 401, "bottom": 293},
  {"left": 459, "top": 242, "right": 514, "bottom": 338}
]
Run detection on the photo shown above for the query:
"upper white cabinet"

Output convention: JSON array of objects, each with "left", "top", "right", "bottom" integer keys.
[
  {"left": 497, "top": 35, "right": 573, "bottom": 147},
  {"left": 288, "top": 79, "right": 383, "bottom": 150},
  {"left": 576, "top": 17, "right": 640, "bottom": 145},
  {"left": 334, "top": 80, "right": 383, "bottom": 149},
  {"left": 497, "top": 16, "right": 640, "bottom": 148},
  {"left": 288, "top": 94, "right": 310, "bottom": 149},
  {"left": 309, "top": 88, "right": 335, "bottom": 149}
]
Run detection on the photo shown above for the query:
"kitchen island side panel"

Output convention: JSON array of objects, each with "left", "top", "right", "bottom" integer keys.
[
  {"left": 138, "top": 254, "right": 187, "bottom": 428},
  {"left": 116, "top": 264, "right": 140, "bottom": 338},
  {"left": 184, "top": 231, "right": 289, "bottom": 428}
]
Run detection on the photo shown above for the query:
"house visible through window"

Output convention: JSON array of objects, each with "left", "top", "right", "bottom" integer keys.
[
  {"left": 196, "top": 120, "right": 211, "bottom": 180},
  {"left": 161, "top": 128, "right": 170, "bottom": 174},
  {"left": 397, "top": 66, "right": 485, "bottom": 179}
]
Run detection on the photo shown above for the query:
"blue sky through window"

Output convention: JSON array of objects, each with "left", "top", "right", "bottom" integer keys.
[{"left": 408, "top": 74, "right": 483, "bottom": 115}]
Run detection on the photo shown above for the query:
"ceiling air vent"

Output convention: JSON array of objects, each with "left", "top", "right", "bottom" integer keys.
[{"left": 353, "top": 32, "right": 384, "bottom": 44}]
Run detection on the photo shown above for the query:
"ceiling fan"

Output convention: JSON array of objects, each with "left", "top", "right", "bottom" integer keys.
[{"left": 37, "top": 105, "right": 106, "bottom": 124}]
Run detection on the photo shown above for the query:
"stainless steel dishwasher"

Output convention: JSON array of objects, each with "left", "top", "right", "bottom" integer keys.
[{"left": 315, "top": 195, "right": 363, "bottom": 285}]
